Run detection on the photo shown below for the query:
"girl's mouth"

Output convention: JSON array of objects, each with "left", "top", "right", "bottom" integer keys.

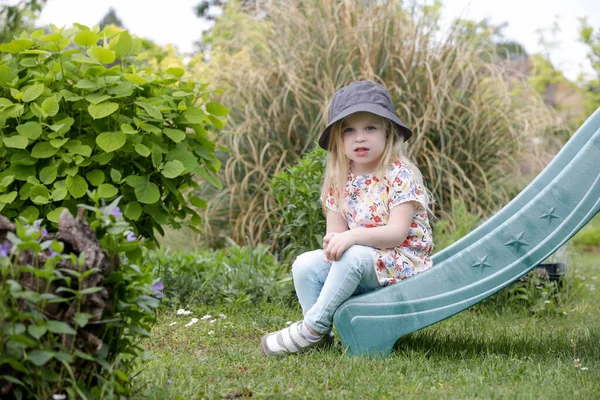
[{"left": 354, "top": 147, "right": 369, "bottom": 156}]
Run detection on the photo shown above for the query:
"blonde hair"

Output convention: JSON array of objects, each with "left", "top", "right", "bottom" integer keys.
[{"left": 321, "top": 115, "right": 433, "bottom": 214}]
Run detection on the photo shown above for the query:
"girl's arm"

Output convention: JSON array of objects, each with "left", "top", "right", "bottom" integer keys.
[
  {"left": 326, "top": 209, "right": 349, "bottom": 235},
  {"left": 324, "top": 202, "right": 415, "bottom": 261}
]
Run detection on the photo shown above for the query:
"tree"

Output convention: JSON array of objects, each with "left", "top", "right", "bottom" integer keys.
[
  {"left": 0, "top": 0, "right": 46, "bottom": 43},
  {"left": 579, "top": 17, "right": 600, "bottom": 116},
  {"left": 98, "top": 7, "right": 124, "bottom": 30}
]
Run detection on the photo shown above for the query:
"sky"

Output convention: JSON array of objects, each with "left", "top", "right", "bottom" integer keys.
[{"left": 35, "top": 0, "right": 600, "bottom": 81}]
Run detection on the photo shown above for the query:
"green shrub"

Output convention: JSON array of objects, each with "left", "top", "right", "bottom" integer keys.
[
  {"left": 0, "top": 198, "right": 158, "bottom": 398},
  {"left": 431, "top": 200, "right": 483, "bottom": 254},
  {"left": 147, "top": 244, "right": 293, "bottom": 307},
  {"left": 269, "top": 146, "right": 326, "bottom": 261},
  {"left": 570, "top": 214, "right": 600, "bottom": 249},
  {"left": 0, "top": 24, "right": 226, "bottom": 241}
]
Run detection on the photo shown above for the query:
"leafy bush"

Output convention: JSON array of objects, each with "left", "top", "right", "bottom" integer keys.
[
  {"left": 147, "top": 244, "right": 293, "bottom": 307},
  {"left": 0, "top": 198, "right": 159, "bottom": 398},
  {"left": 269, "top": 146, "right": 326, "bottom": 261},
  {"left": 431, "top": 200, "right": 483, "bottom": 254},
  {"left": 197, "top": 0, "right": 560, "bottom": 244},
  {"left": 0, "top": 24, "right": 226, "bottom": 241}
]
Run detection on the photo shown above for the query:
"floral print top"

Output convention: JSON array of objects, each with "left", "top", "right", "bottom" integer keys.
[{"left": 326, "top": 161, "right": 434, "bottom": 286}]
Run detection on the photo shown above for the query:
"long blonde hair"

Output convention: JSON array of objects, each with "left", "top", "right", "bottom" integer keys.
[{"left": 321, "top": 115, "right": 433, "bottom": 214}]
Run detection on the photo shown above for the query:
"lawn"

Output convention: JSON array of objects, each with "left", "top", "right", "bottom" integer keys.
[{"left": 134, "top": 218, "right": 600, "bottom": 399}]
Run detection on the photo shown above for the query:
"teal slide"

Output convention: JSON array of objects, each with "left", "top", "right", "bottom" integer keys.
[{"left": 333, "top": 108, "right": 600, "bottom": 356}]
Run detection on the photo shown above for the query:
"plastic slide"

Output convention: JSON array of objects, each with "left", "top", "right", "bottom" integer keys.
[{"left": 333, "top": 108, "right": 600, "bottom": 356}]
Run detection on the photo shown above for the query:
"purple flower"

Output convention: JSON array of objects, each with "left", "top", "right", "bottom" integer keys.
[
  {"left": 41, "top": 227, "right": 48, "bottom": 237},
  {"left": 48, "top": 249, "right": 61, "bottom": 258},
  {"left": 151, "top": 279, "right": 164, "bottom": 299},
  {"left": 126, "top": 231, "right": 137, "bottom": 242},
  {"left": 101, "top": 206, "right": 123, "bottom": 219},
  {"left": 0, "top": 242, "right": 11, "bottom": 257}
]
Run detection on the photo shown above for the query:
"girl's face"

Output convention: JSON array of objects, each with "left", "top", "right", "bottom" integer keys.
[{"left": 341, "top": 112, "right": 387, "bottom": 174}]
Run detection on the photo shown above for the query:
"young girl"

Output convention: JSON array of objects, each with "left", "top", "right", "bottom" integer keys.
[{"left": 261, "top": 81, "right": 434, "bottom": 356}]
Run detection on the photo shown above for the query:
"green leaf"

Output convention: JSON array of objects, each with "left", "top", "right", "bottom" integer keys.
[
  {"left": 47, "top": 207, "right": 68, "bottom": 222},
  {"left": 172, "top": 90, "right": 193, "bottom": 97},
  {"left": 74, "top": 30, "right": 99, "bottom": 47},
  {"left": 0, "top": 65, "right": 17, "bottom": 84},
  {"left": 209, "top": 115, "right": 227, "bottom": 129},
  {"left": 39, "top": 166, "right": 58, "bottom": 185},
  {"left": 51, "top": 188, "right": 68, "bottom": 201},
  {"left": 50, "top": 138, "right": 69, "bottom": 148},
  {"left": 16, "top": 121, "right": 42, "bottom": 140},
  {"left": 88, "top": 46, "right": 116, "bottom": 64},
  {"left": 123, "top": 201, "right": 142, "bottom": 220},
  {"left": 110, "top": 30, "right": 132, "bottom": 58},
  {"left": 85, "top": 93, "right": 110, "bottom": 104},
  {"left": 20, "top": 205, "right": 39, "bottom": 220},
  {"left": 31, "top": 142, "right": 59, "bottom": 158},
  {"left": 134, "top": 143, "right": 151, "bottom": 157},
  {"left": 163, "top": 128, "right": 186, "bottom": 143},
  {"left": 161, "top": 160, "right": 185, "bottom": 178},
  {"left": 46, "top": 320, "right": 76, "bottom": 334},
  {"left": 166, "top": 67, "right": 184, "bottom": 77},
  {"left": 110, "top": 168, "right": 122, "bottom": 182},
  {"left": 27, "top": 324, "right": 47, "bottom": 340},
  {"left": 96, "top": 131, "right": 126, "bottom": 152},
  {"left": 126, "top": 176, "right": 160, "bottom": 204},
  {"left": 0, "top": 191, "right": 17, "bottom": 203},
  {"left": 97, "top": 183, "right": 118, "bottom": 198},
  {"left": 135, "top": 101, "right": 163, "bottom": 120},
  {"left": 124, "top": 73, "right": 147, "bottom": 84},
  {"left": 88, "top": 102, "right": 119, "bottom": 119},
  {"left": 66, "top": 175, "right": 88, "bottom": 198},
  {"left": 206, "top": 101, "right": 230, "bottom": 117},
  {"left": 22, "top": 84, "right": 44, "bottom": 102},
  {"left": 3, "top": 136, "right": 28, "bottom": 149},
  {"left": 73, "top": 312, "right": 93, "bottom": 328},
  {"left": 42, "top": 96, "right": 59, "bottom": 116},
  {"left": 189, "top": 195, "right": 207, "bottom": 209},
  {"left": 27, "top": 350, "right": 55, "bottom": 367},
  {"left": 121, "top": 123, "right": 137, "bottom": 134},
  {"left": 1, "top": 175, "right": 15, "bottom": 187},
  {"left": 184, "top": 108, "right": 207, "bottom": 124},
  {"left": 86, "top": 169, "right": 105, "bottom": 186}
]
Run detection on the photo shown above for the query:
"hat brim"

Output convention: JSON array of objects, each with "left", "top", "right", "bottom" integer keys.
[{"left": 318, "top": 103, "right": 412, "bottom": 150}]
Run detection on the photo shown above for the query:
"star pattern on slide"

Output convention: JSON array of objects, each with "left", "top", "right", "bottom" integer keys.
[
  {"left": 539, "top": 206, "right": 559, "bottom": 225},
  {"left": 504, "top": 231, "right": 529, "bottom": 254},
  {"left": 471, "top": 254, "right": 492, "bottom": 273}
]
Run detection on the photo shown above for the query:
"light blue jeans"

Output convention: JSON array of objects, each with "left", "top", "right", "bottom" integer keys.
[{"left": 292, "top": 245, "right": 381, "bottom": 334}]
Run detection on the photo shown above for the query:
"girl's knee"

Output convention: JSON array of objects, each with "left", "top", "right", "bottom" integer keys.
[
  {"left": 292, "top": 250, "right": 327, "bottom": 278},
  {"left": 336, "top": 245, "right": 374, "bottom": 274}
]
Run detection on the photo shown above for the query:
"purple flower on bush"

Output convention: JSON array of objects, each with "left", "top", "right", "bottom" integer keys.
[
  {"left": 0, "top": 242, "right": 11, "bottom": 257},
  {"left": 126, "top": 231, "right": 137, "bottom": 242},
  {"left": 41, "top": 227, "right": 48, "bottom": 237},
  {"left": 101, "top": 206, "right": 123, "bottom": 218},
  {"left": 151, "top": 279, "right": 164, "bottom": 299}
]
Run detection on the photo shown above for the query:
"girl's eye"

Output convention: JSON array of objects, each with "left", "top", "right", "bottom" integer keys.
[
  {"left": 343, "top": 127, "right": 353, "bottom": 133},
  {"left": 366, "top": 126, "right": 377, "bottom": 131}
]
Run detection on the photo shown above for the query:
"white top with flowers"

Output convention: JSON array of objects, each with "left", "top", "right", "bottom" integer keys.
[{"left": 326, "top": 160, "right": 434, "bottom": 286}]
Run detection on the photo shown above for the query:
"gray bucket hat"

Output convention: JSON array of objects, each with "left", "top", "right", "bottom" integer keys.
[{"left": 318, "top": 81, "right": 412, "bottom": 150}]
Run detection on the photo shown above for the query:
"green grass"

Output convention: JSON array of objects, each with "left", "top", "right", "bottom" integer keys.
[{"left": 134, "top": 217, "right": 600, "bottom": 399}]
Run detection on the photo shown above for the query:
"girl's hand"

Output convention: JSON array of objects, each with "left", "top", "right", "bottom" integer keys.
[
  {"left": 323, "top": 232, "right": 337, "bottom": 250},
  {"left": 324, "top": 231, "right": 356, "bottom": 261},
  {"left": 323, "top": 232, "right": 337, "bottom": 263}
]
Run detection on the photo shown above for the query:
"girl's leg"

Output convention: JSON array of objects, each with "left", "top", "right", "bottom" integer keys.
[
  {"left": 304, "top": 245, "right": 380, "bottom": 334},
  {"left": 291, "top": 250, "right": 332, "bottom": 315},
  {"left": 260, "top": 245, "right": 380, "bottom": 356}
]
